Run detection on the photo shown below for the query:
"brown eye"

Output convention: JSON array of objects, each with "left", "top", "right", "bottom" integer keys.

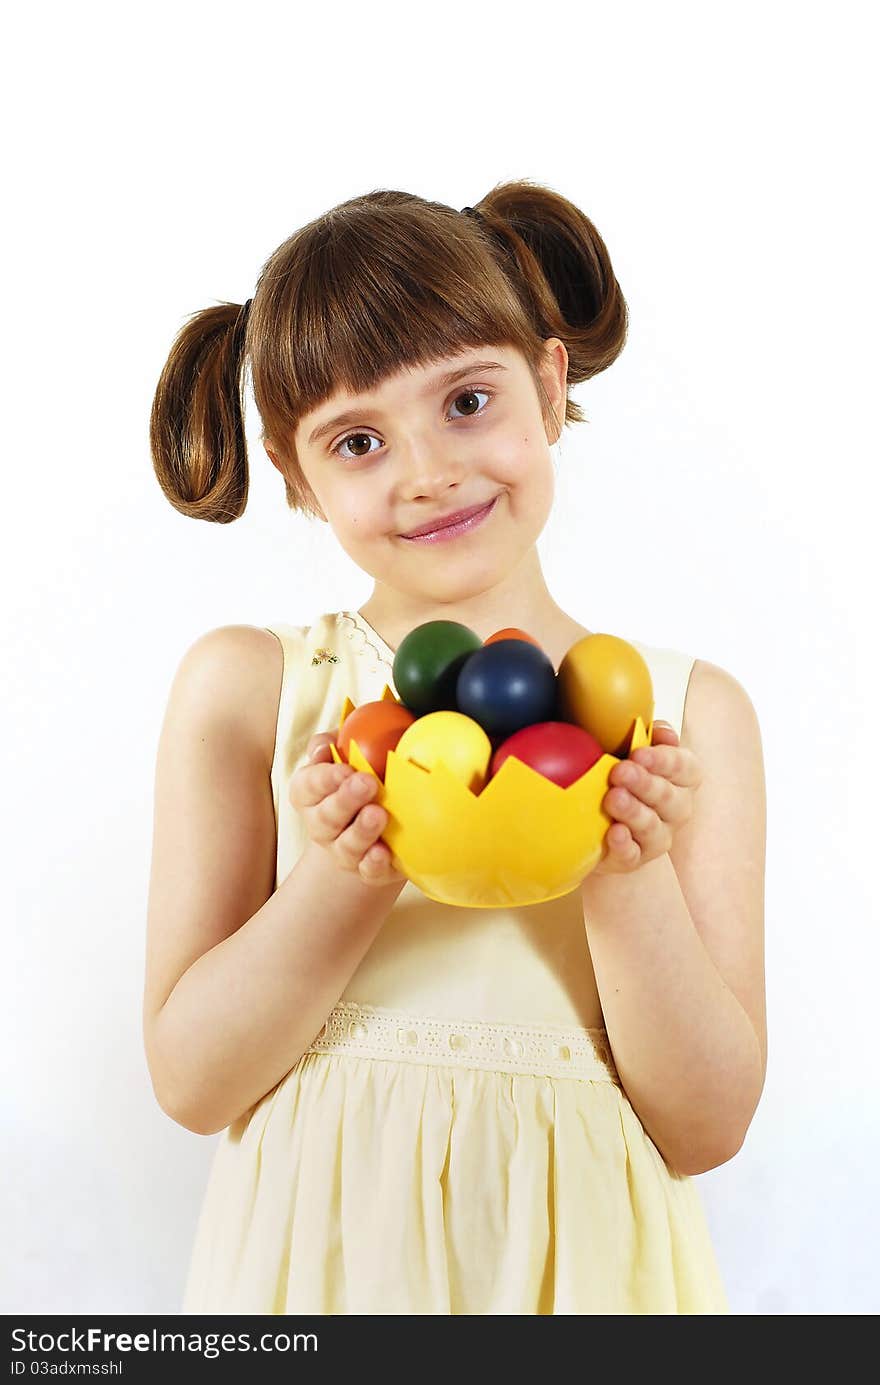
[
  {"left": 338, "top": 433, "right": 374, "bottom": 458},
  {"left": 451, "top": 390, "right": 483, "bottom": 417}
]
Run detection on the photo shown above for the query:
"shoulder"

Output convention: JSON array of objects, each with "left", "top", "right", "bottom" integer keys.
[
  {"left": 683, "top": 657, "right": 763, "bottom": 744},
  {"left": 172, "top": 625, "right": 284, "bottom": 773}
]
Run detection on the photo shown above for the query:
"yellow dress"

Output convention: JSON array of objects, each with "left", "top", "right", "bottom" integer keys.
[{"left": 182, "top": 609, "right": 728, "bottom": 1315}]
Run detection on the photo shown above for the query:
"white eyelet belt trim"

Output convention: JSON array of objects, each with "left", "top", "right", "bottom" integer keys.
[{"left": 306, "top": 1001, "right": 619, "bottom": 1083}]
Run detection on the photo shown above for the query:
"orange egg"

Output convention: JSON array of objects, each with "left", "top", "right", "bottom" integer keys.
[
  {"left": 338, "top": 699, "right": 416, "bottom": 778},
  {"left": 484, "top": 627, "right": 543, "bottom": 649}
]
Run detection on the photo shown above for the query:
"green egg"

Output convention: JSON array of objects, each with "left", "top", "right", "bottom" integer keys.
[{"left": 393, "top": 620, "right": 483, "bottom": 716}]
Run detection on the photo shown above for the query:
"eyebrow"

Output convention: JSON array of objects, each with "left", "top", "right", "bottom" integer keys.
[{"left": 307, "top": 359, "right": 509, "bottom": 448}]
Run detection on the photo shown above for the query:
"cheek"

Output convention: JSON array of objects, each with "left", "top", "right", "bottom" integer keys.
[
  {"left": 504, "top": 436, "right": 556, "bottom": 509},
  {"left": 334, "top": 493, "right": 388, "bottom": 545}
]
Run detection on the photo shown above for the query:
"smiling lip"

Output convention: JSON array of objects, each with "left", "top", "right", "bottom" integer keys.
[{"left": 400, "top": 495, "right": 501, "bottom": 541}]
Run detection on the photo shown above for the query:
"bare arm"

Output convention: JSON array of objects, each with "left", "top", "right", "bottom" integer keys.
[
  {"left": 581, "top": 660, "right": 767, "bottom": 1176},
  {"left": 152, "top": 840, "right": 404, "bottom": 1135},
  {"left": 143, "top": 626, "right": 405, "bottom": 1137}
]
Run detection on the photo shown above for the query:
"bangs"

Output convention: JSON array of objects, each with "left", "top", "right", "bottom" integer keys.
[{"left": 250, "top": 196, "right": 542, "bottom": 454}]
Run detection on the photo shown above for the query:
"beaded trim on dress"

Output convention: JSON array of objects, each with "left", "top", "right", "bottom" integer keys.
[
  {"left": 306, "top": 1001, "right": 619, "bottom": 1084},
  {"left": 336, "top": 611, "right": 395, "bottom": 674}
]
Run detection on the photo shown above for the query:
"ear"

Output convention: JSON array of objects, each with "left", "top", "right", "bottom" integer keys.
[{"left": 540, "top": 337, "right": 568, "bottom": 445}]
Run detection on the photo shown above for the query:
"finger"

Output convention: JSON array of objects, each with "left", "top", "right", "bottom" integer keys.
[
  {"left": 290, "top": 760, "right": 352, "bottom": 810},
  {"left": 616, "top": 825, "right": 641, "bottom": 865},
  {"left": 312, "top": 772, "right": 377, "bottom": 843},
  {"left": 610, "top": 761, "right": 681, "bottom": 822},
  {"left": 359, "top": 841, "right": 390, "bottom": 875},
  {"left": 306, "top": 733, "right": 337, "bottom": 761},
  {"left": 630, "top": 743, "right": 701, "bottom": 788},
  {"left": 333, "top": 800, "right": 387, "bottom": 866},
  {"left": 651, "top": 720, "right": 679, "bottom": 743},
  {"left": 358, "top": 841, "right": 405, "bottom": 884},
  {"left": 600, "top": 822, "right": 640, "bottom": 872},
  {"left": 608, "top": 822, "right": 633, "bottom": 853},
  {"left": 606, "top": 785, "right": 660, "bottom": 846}
]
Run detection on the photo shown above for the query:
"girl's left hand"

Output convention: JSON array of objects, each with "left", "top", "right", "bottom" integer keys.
[{"left": 590, "top": 720, "right": 703, "bottom": 876}]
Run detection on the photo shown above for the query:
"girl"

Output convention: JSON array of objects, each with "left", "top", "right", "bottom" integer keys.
[{"left": 144, "top": 181, "right": 766, "bottom": 1315}]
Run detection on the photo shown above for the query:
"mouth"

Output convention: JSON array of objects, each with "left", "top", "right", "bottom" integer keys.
[{"left": 399, "top": 494, "right": 502, "bottom": 544}]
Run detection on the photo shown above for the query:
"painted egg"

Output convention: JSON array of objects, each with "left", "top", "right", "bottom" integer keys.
[
  {"left": 392, "top": 710, "right": 492, "bottom": 794},
  {"left": 483, "top": 627, "right": 542, "bottom": 648},
  {"left": 456, "top": 639, "right": 558, "bottom": 739},
  {"left": 338, "top": 699, "right": 417, "bottom": 778},
  {"left": 490, "top": 720, "right": 605, "bottom": 789},
  {"left": 557, "top": 633, "right": 654, "bottom": 757},
  {"left": 392, "top": 620, "right": 483, "bottom": 716}
]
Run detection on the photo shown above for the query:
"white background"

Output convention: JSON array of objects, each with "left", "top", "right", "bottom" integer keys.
[{"left": 3, "top": 0, "right": 877, "bottom": 1316}]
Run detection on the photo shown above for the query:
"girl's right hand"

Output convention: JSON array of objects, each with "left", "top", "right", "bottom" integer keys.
[{"left": 289, "top": 732, "right": 408, "bottom": 887}]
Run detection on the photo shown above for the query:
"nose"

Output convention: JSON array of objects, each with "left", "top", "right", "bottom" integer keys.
[{"left": 393, "top": 433, "right": 469, "bottom": 501}]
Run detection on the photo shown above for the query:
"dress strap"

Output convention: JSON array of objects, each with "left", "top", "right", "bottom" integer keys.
[{"left": 627, "top": 639, "right": 696, "bottom": 739}]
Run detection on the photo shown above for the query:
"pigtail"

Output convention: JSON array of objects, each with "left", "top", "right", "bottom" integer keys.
[
  {"left": 149, "top": 298, "right": 252, "bottom": 523},
  {"left": 469, "top": 180, "right": 630, "bottom": 426}
]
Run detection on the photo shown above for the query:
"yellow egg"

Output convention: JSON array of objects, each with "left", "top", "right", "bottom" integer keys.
[
  {"left": 393, "top": 711, "right": 492, "bottom": 794},
  {"left": 557, "top": 634, "right": 654, "bottom": 757}
]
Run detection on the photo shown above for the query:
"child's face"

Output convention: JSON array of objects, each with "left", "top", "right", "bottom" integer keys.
[{"left": 286, "top": 339, "right": 568, "bottom": 604}]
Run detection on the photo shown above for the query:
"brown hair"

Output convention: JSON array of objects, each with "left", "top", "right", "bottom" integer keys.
[{"left": 149, "top": 178, "right": 628, "bottom": 523}]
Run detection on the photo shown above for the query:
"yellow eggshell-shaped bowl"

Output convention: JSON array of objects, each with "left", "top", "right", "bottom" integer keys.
[{"left": 330, "top": 685, "right": 654, "bottom": 908}]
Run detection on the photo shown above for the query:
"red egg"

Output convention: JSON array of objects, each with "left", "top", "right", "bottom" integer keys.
[
  {"left": 338, "top": 699, "right": 416, "bottom": 778},
  {"left": 490, "top": 720, "right": 605, "bottom": 789},
  {"left": 484, "top": 627, "right": 543, "bottom": 649}
]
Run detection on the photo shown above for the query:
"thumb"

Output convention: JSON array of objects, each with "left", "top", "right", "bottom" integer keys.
[
  {"left": 652, "top": 719, "right": 678, "bottom": 739},
  {"left": 307, "top": 734, "right": 334, "bottom": 761}
]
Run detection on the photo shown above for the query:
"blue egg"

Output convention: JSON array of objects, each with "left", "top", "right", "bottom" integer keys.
[{"left": 456, "top": 640, "right": 559, "bottom": 739}]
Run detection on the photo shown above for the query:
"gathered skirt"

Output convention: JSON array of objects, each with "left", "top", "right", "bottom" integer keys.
[{"left": 182, "top": 1001, "right": 728, "bottom": 1315}]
